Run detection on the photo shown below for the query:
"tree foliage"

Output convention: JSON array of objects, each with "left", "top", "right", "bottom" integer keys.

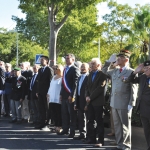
[{"left": 0, "top": 28, "right": 48, "bottom": 66}]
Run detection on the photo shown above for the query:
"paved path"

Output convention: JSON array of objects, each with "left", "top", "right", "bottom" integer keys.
[{"left": 0, "top": 116, "right": 147, "bottom": 150}]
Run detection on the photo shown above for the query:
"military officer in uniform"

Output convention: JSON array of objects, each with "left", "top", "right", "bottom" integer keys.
[
  {"left": 128, "top": 61, "right": 150, "bottom": 150},
  {"left": 102, "top": 50, "right": 138, "bottom": 150}
]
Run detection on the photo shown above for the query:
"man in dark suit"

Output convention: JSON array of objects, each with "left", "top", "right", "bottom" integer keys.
[
  {"left": 20, "top": 62, "right": 33, "bottom": 122},
  {"left": 74, "top": 63, "right": 89, "bottom": 140},
  {"left": 58, "top": 53, "right": 80, "bottom": 138},
  {"left": 85, "top": 58, "right": 107, "bottom": 147},
  {"left": 29, "top": 64, "right": 40, "bottom": 125},
  {"left": 128, "top": 60, "right": 150, "bottom": 150},
  {"left": 9, "top": 67, "right": 26, "bottom": 124},
  {"left": 35, "top": 55, "right": 53, "bottom": 129}
]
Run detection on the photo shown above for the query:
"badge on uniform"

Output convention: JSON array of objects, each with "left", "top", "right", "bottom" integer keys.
[
  {"left": 16, "top": 80, "right": 22, "bottom": 88},
  {"left": 122, "top": 76, "right": 128, "bottom": 83}
]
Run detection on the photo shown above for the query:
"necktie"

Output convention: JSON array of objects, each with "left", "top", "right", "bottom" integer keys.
[
  {"left": 65, "top": 66, "right": 69, "bottom": 73},
  {"left": 30, "top": 74, "right": 36, "bottom": 90},
  {"left": 92, "top": 71, "right": 97, "bottom": 82},
  {"left": 120, "top": 68, "right": 122, "bottom": 73},
  {"left": 41, "top": 67, "right": 44, "bottom": 73}
]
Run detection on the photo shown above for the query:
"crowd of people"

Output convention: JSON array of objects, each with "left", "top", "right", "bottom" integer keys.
[{"left": 0, "top": 51, "right": 150, "bottom": 150}]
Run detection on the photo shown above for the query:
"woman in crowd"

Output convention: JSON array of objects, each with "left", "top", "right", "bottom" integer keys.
[{"left": 47, "top": 64, "right": 63, "bottom": 133}]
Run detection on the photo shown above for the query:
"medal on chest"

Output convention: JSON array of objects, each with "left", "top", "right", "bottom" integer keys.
[
  {"left": 16, "top": 80, "right": 22, "bottom": 88},
  {"left": 122, "top": 76, "right": 128, "bottom": 83}
]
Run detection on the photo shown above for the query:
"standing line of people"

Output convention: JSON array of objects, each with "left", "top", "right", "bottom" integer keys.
[{"left": 0, "top": 51, "right": 150, "bottom": 150}]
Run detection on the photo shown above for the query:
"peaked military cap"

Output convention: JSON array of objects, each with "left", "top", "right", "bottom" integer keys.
[{"left": 117, "top": 50, "right": 131, "bottom": 58}]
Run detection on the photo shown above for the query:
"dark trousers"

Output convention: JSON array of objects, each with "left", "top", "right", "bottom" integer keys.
[
  {"left": 0, "top": 95, "right": 1, "bottom": 115},
  {"left": 4, "top": 94, "right": 11, "bottom": 115},
  {"left": 50, "top": 103, "right": 62, "bottom": 127},
  {"left": 87, "top": 104, "right": 104, "bottom": 144},
  {"left": 141, "top": 116, "right": 150, "bottom": 149},
  {"left": 38, "top": 94, "right": 48, "bottom": 125},
  {"left": 30, "top": 93, "right": 40, "bottom": 122},
  {"left": 61, "top": 100, "right": 76, "bottom": 133},
  {"left": 78, "top": 109, "right": 87, "bottom": 135}
]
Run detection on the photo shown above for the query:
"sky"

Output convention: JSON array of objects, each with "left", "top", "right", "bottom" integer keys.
[{"left": 0, "top": 0, "right": 150, "bottom": 30}]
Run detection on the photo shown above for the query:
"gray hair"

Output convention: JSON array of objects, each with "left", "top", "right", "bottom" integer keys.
[{"left": 91, "top": 58, "right": 102, "bottom": 66}]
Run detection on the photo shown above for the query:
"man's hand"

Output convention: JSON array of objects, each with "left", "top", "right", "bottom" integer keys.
[
  {"left": 36, "top": 93, "right": 38, "bottom": 97},
  {"left": 86, "top": 96, "right": 90, "bottom": 103},
  {"left": 134, "top": 64, "right": 144, "bottom": 74},
  {"left": 108, "top": 54, "right": 117, "bottom": 63},
  {"left": 128, "top": 105, "right": 133, "bottom": 113},
  {"left": 68, "top": 96, "right": 73, "bottom": 103}
]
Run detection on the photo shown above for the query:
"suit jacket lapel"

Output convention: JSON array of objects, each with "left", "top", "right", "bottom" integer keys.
[{"left": 81, "top": 75, "right": 88, "bottom": 89}]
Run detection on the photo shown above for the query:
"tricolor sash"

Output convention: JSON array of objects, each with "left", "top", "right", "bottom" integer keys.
[{"left": 62, "top": 68, "right": 71, "bottom": 93}]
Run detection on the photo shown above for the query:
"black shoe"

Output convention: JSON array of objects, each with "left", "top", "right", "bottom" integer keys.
[
  {"left": 83, "top": 139, "right": 96, "bottom": 144},
  {"left": 68, "top": 133, "right": 75, "bottom": 138},
  {"left": 57, "top": 130, "right": 68, "bottom": 135},
  {"left": 73, "top": 134, "right": 85, "bottom": 140},
  {"left": 4, "top": 114, "right": 10, "bottom": 117},
  {"left": 16, "top": 120, "right": 22, "bottom": 124},
  {"left": 22, "top": 119, "right": 28, "bottom": 123},
  {"left": 34, "top": 124, "right": 45, "bottom": 129},
  {"left": 9, "top": 119, "right": 17, "bottom": 123}
]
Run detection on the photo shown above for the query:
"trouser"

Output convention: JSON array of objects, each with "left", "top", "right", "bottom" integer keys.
[
  {"left": 11, "top": 99, "right": 22, "bottom": 120},
  {"left": 112, "top": 108, "right": 132, "bottom": 150},
  {"left": 110, "top": 107, "right": 115, "bottom": 134},
  {"left": 4, "top": 94, "right": 11, "bottom": 115},
  {"left": 61, "top": 100, "right": 76, "bottom": 134},
  {"left": 78, "top": 109, "right": 87, "bottom": 136},
  {"left": 140, "top": 116, "right": 150, "bottom": 150},
  {"left": 87, "top": 104, "right": 104, "bottom": 144},
  {"left": 50, "top": 103, "right": 62, "bottom": 127},
  {"left": 30, "top": 94, "right": 40, "bottom": 122},
  {"left": 0, "top": 95, "right": 1, "bottom": 115},
  {"left": 21, "top": 95, "right": 30, "bottom": 120},
  {"left": 38, "top": 93, "right": 48, "bottom": 125}
]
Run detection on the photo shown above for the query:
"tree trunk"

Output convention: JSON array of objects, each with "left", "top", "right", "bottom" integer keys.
[
  {"left": 49, "top": 25, "right": 58, "bottom": 66},
  {"left": 48, "top": 4, "right": 69, "bottom": 66}
]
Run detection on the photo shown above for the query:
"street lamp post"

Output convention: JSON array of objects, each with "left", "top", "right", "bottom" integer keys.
[
  {"left": 16, "top": 32, "right": 18, "bottom": 66},
  {"left": 8, "top": 30, "right": 19, "bottom": 66}
]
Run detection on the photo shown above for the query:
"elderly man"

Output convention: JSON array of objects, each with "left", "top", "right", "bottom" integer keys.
[
  {"left": 9, "top": 67, "right": 26, "bottom": 123},
  {"left": 102, "top": 50, "right": 138, "bottom": 150},
  {"left": 20, "top": 62, "right": 33, "bottom": 122},
  {"left": 74, "top": 63, "right": 89, "bottom": 140},
  {"left": 85, "top": 58, "right": 107, "bottom": 146},
  {"left": 29, "top": 64, "right": 40, "bottom": 125},
  {"left": 128, "top": 61, "right": 150, "bottom": 150}
]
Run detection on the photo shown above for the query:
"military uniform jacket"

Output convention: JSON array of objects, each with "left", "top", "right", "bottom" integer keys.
[
  {"left": 128, "top": 73, "right": 150, "bottom": 118},
  {"left": 11, "top": 76, "right": 26, "bottom": 101},
  {"left": 102, "top": 61, "right": 138, "bottom": 109}
]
